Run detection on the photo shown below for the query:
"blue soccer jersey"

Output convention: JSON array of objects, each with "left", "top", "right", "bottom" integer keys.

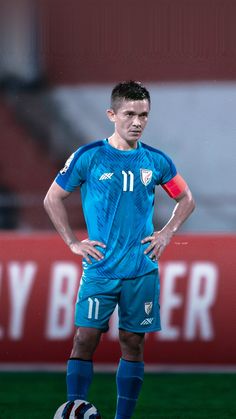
[{"left": 55, "top": 139, "right": 177, "bottom": 279}]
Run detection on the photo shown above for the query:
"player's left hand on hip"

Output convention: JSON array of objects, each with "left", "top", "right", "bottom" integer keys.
[{"left": 141, "top": 230, "right": 172, "bottom": 260}]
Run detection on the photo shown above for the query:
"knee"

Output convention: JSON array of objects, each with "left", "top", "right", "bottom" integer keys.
[
  {"left": 71, "top": 328, "right": 101, "bottom": 358},
  {"left": 73, "top": 330, "right": 90, "bottom": 351},
  {"left": 119, "top": 330, "right": 145, "bottom": 361}
]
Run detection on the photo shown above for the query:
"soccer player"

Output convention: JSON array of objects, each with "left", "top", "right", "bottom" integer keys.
[{"left": 44, "top": 81, "right": 195, "bottom": 418}]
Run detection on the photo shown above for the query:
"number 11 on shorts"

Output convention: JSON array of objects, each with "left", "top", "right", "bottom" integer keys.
[{"left": 88, "top": 297, "right": 100, "bottom": 319}]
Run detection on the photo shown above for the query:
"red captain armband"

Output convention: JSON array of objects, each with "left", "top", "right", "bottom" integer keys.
[{"left": 161, "top": 174, "right": 187, "bottom": 199}]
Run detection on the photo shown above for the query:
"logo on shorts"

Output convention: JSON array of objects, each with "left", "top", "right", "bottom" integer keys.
[
  {"left": 140, "top": 169, "right": 153, "bottom": 186},
  {"left": 140, "top": 317, "right": 154, "bottom": 326},
  {"left": 144, "top": 301, "right": 153, "bottom": 315}
]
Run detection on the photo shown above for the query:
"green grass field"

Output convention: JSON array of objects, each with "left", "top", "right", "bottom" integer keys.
[{"left": 0, "top": 372, "right": 235, "bottom": 418}]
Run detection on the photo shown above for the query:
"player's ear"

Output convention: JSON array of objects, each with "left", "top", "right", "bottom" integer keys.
[{"left": 106, "top": 108, "right": 116, "bottom": 122}]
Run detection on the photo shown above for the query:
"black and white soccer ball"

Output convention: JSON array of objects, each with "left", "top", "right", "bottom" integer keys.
[{"left": 53, "top": 399, "right": 101, "bottom": 418}]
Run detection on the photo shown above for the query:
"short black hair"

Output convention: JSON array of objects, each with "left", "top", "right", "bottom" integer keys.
[{"left": 111, "top": 80, "right": 151, "bottom": 112}]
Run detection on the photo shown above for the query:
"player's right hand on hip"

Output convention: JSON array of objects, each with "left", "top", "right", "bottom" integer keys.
[{"left": 69, "top": 239, "right": 106, "bottom": 264}]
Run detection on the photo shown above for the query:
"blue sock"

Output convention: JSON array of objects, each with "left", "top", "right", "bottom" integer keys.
[
  {"left": 66, "top": 358, "right": 93, "bottom": 401},
  {"left": 115, "top": 358, "right": 144, "bottom": 419}
]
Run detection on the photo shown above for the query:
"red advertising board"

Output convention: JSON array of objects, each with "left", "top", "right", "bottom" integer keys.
[{"left": 0, "top": 232, "right": 236, "bottom": 369}]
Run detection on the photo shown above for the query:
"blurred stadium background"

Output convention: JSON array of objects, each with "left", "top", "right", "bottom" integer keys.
[{"left": 0, "top": 0, "right": 236, "bottom": 417}]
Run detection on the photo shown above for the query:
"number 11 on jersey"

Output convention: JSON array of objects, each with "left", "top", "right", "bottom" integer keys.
[{"left": 122, "top": 170, "right": 134, "bottom": 192}]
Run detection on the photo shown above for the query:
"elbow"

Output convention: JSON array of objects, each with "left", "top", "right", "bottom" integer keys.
[
  {"left": 182, "top": 188, "right": 195, "bottom": 215},
  {"left": 43, "top": 192, "right": 51, "bottom": 213},
  {"left": 189, "top": 195, "right": 196, "bottom": 214},
  {"left": 191, "top": 200, "right": 196, "bottom": 215}
]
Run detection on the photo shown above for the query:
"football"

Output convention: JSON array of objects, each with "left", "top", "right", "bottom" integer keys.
[{"left": 53, "top": 399, "right": 101, "bottom": 418}]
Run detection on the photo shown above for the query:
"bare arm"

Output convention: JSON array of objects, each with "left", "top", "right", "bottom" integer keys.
[
  {"left": 141, "top": 186, "right": 195, "bottom": 260},
  {"left": 44, "top": 181, "right": 106, "bottom": 263}
]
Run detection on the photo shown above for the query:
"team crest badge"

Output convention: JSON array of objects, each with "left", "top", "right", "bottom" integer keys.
[
  {"left": 144, "top": 301, "right": 153, "bottom": 315},
  {"left": 140, "top": 169, "right": 153, "bottom": 186}
]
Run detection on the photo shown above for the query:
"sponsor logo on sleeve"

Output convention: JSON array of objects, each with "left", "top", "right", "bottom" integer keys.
[{"left": 60, "top": 153, "right": 75, "bottom": 175}]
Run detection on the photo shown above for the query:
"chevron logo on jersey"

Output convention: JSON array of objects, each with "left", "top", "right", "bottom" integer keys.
[
  {"left": 140, "top": 169, "right": 152, "bottom": 186},
  {"left": 99, "top": 173, "right": 114, "bottom": 180}
]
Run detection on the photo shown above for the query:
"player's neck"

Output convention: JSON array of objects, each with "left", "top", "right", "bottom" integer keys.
[{"left": 108, "top": 135, "right": 138, "bottom": 151}]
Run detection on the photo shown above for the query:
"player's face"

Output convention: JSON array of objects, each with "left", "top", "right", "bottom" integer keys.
[{"left": 108, "top": 99, "right": 150, "bottom": 143}]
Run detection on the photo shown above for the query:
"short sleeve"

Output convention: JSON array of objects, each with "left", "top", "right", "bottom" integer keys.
[
  {"left": 158, "top": 151, "right": 177, "bottom": 185},
  {"left": 55, "top": 148, "right": 87, "bottom": 192}
]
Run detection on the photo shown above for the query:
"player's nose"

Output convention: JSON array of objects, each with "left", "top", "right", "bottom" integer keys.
[{"left": 132, "top": 116, "right": 142, "bottom": 127}]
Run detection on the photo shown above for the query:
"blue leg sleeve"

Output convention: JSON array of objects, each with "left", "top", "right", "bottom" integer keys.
[
  {"left": 66, "top": 358, "right": 93, "bottom": 401},
  {"left": 115, "top": 358, "right": 144, "bottom": 419}
]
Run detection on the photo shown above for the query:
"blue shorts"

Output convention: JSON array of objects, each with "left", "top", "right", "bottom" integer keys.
[{"left": 75, "top": 269, "right": 161, "bottom": 333}]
